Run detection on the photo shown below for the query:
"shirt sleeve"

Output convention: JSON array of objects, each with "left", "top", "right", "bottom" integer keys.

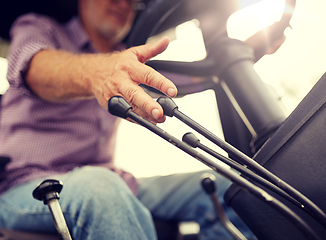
[{"left": 6, "top": 13, "right": 60, "bottom": 97}]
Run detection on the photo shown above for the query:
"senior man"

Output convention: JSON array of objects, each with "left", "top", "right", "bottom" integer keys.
[{"left": 0, "top": 0, "right": 256, "bottom": 239}]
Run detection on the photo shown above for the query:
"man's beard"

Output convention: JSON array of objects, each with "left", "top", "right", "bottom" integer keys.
[{"left": 97, "top": 21, "right": 132, "bottom": 44}]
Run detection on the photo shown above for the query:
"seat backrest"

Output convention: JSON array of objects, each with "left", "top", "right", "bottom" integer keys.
[{"left": 224, "top": 72, "right": 326, "bottom": 240}]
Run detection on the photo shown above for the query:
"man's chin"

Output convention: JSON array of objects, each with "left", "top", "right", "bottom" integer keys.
[{"left": 99, "top": 27, "right": 129, "bottom": 44}]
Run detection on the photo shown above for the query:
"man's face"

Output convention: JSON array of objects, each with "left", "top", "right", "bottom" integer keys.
[{"left": 81, "top": 0, "right": 137, "bottom": 43}]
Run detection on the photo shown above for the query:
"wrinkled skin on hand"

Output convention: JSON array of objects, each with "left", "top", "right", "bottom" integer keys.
[{"left": 86, "top": 37, "right": 178, "bottom": 123}]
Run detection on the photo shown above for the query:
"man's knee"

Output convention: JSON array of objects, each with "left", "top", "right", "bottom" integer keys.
[
  {"left": 58, "top": 167, "right": 154, "bottom": 236},
  {"left": 60, "top": 166, "right": 136, "bottom": 210}
]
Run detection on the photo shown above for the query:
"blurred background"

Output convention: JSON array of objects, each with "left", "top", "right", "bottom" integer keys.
[{"left": 0, "top": 0, "right": 325, "bottom": 178}]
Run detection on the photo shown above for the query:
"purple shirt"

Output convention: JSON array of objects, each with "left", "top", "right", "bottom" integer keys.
[{"left": 0, "top": 13, "right": 138, "bottom": 195}]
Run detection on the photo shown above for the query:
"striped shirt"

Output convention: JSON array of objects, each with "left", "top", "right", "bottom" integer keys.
[{"left": 0, "top": 13, "right": 138, "bottom": 195}]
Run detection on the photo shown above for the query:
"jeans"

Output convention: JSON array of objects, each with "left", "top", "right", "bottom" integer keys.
[{"left": 0, "top": 166, "right": 255, "bottom": 239}]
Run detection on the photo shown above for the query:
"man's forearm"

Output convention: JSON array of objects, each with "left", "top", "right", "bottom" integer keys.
[
  {"left": 26, "top": 49, "right": 94, "bottom": 102},
  {"left": 25, "top": 38, "right": 177, "bottom": 123}
]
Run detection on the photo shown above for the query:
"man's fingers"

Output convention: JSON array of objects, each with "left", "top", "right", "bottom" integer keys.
[
  {"left": 119, "top": 82, "right": 166, "bottom": 120},
  {"left": 124, "top": 36, "right": 177, "bottom": 99},
  {"left": 132, "top": 106, "right": 166, "bottom": 124},
  {"left": 128, "top": 62, "right": 177, "bottom": 98},
  {"left": 131, "top": 36, "right": 170, "bottom": 63},
  {"left": 103, "top": 37, "right": 176, "bottom": 121}
]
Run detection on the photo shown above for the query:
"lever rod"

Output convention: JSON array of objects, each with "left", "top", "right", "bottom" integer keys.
[
  {"left": 157, "top": 96, "right": 326, "bottom": 229},
  {"left": 107, "top": 96, "right": 322, "bottom": 240},
  {"left": 33, "top": 179, "right": 72, "bottom": 240},
  {"left": 183, "top": 132, "right": 305, "bottom": 211},
  {"left": 201, "top": 173, "right": 247, "bottom": 240}
]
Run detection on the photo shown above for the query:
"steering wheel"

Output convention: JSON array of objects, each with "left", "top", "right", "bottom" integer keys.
[
  {"left": 124, "top": 0, "right": 297, "bottom": 97},
  {"left": 124, "top": 0, "right": 297, "bottom": 155}
]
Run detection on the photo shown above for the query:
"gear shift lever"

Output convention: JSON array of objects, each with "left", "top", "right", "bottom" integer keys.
[
  {"left": 33, "top": 179, "right": 72, "bottom": 240},
  {"left": 201, "top": 173, "right": 247, "bottom": 240},
  {"left": 107, "top": 96, "right": 321, "bottom": 240}
]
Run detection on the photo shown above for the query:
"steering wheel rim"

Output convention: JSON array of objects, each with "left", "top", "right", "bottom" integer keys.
[
  {"left": 125, "top": 0, "right": 297, "bottom": 97},
  {"left": 126, "top": 0, "right": 296, "bottom": 48}
]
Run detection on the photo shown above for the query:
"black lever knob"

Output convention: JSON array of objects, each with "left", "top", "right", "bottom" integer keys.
[
  {"left": 200, "top": 173, "right": 248, "bottom": 240},
  {"left": 157, "top": 96, "right": 178, "bottom": 117},
  {"left": 33, "top": 179, "right": 63, "bottom": 205},
  {"left": 108, "top": 96, "right": 132, "bottom": 118},
  {"left": 182, "top": 132, "right": 200, "bottom": 148},
  {"left": 201, "top": 173, "right": 216, "bottom": 195}
]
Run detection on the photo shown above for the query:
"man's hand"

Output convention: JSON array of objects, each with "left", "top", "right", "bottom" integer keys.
[
  {"left": 85, "top": 37, "right": 177, "bottom": 123},
  {"left": 26, "top": 37, "right": 177, "bottom": 124}
]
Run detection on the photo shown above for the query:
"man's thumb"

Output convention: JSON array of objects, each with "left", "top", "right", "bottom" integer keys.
[{"left": 132, "top": 36, "right": 170, "bottom": 63}]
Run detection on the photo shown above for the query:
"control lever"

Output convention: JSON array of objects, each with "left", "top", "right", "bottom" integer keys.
[
  {"left": 107, "top": 96, "right": 321, "bottom": 240},
  {"left": 201, "top": 173, "right": 247, "bottom": 240},
  {"left": 157, "top": 96, "right": 326, "bottom": 228},
  {"left": 33, "top": 179, "right": 72, "bottom": 240},
  {"left": 182, "top": 132, "right": 303, "bottom": 210}
]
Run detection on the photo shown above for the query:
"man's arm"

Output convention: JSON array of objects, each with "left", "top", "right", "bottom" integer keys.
[{"left": 26, "top": 37, "right": 177, "bottom": 123}]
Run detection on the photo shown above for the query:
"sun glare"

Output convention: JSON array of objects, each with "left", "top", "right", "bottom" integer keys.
[{"left": 227, "top": 0, "right": 286, "bottom": 41}]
